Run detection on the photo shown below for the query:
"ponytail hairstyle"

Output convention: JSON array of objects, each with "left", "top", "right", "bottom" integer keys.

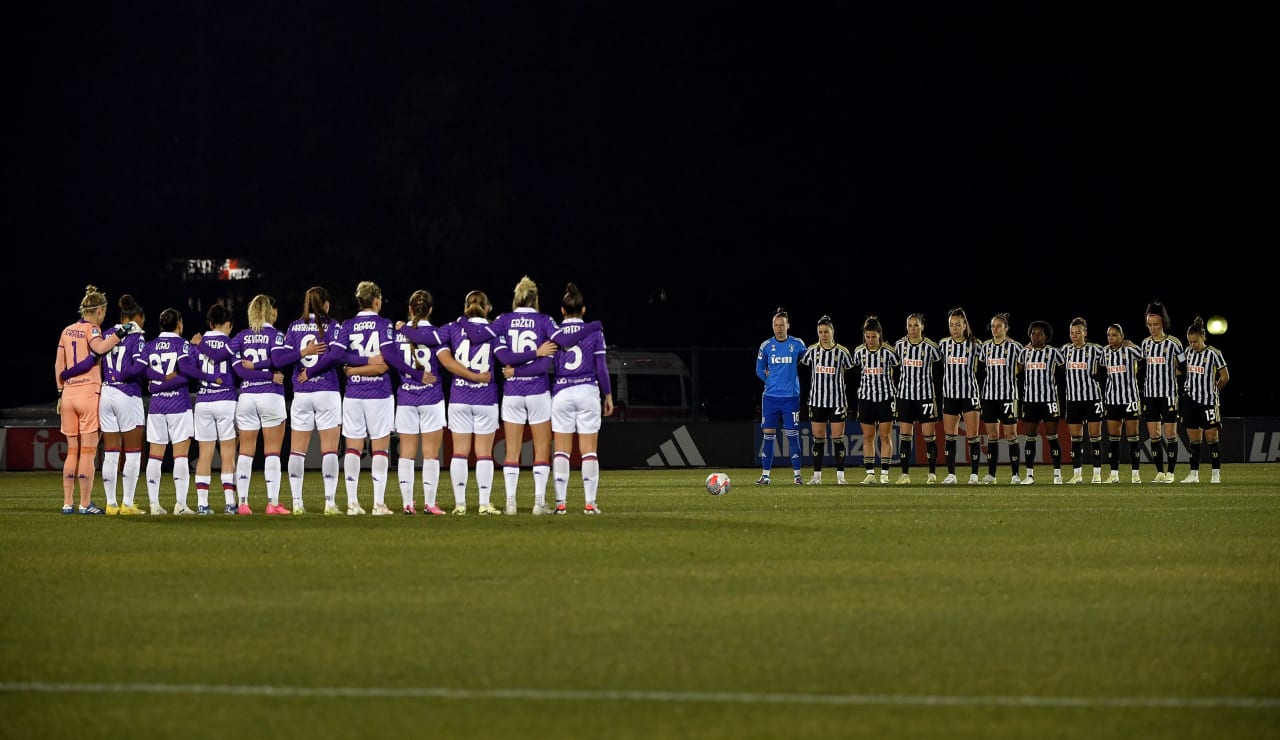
[
  {"left": 79, "top": 284, "right": 108, "bottom": 316},
  {"left": 463, "top": 290, "right": 491, "bottom": 319},
  {"left": 1027, "top": 320, "right": 1053, "bottom": 344},
  {"left": 246, "top": 294, "right": 276, "bottom": 332},
  {"left": 159, "top": 307, "right": 182, "bottom": 333},
  {"left": 990, "top": 312, "right": 1012, "bottom": 333},
  {"left": 407, "top": 289, "right": 433, "bottom": 324},
  {"left": 355, "top": 281, "right": 381, "bottom": 310},
  {"left": 561, "top": 283, "right": 586, "bottom": 318},
  {"left": 118, "top": 293, "right": 144, "bottom": 324},
  {"left": 1145, "top": 299, "right": 1171, "bottom": 332},
  {"left": 1187, "top": 315, "right": 1206, "bottom": 339},
  {"left": 946, "top": 307, "right": 973, "bottom": 342},
  {"left": 406, "top": 289, "right": 435, "bottom": 368},
  {"left": 1108, "top": 323, "right": 1124, "bottom": 337},
  {"left": 206, "top": 303, "right": 233, "bottom": 329},
  {"left": 1069, "top": 316, "right": 1088, "bottom": 342},
  {"left": 862, "top": 314, "right": 883, "bottom": 336},
  {"left": 301, "top": 286, "right": 331, "bottom": 337},
  {"left": 512, "top": 276, "right": 539, "bottom": 310},
  {"left": 772, "top": 306, "right": 790, "bottom": 335}
]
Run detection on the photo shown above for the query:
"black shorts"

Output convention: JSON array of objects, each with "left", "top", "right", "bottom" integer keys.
[
  {"left": 980, "top": 398, "right": 1019, "bottom": 425},
  {"left": 1181, "top": 399, "right": 1222, "bottom": 430},
  {"left": 942, "top": 396, "right": 980, "bottom": 416},
  {"left": 857, "top": 398, "right": 896, "bottom": 425},
  {"left": 1104, "top": 401, "right": 1141, "bottom": 422},
  {"left": 809, "top": 405, "right": 848, "bottom": 424},
  {"left": 1065, "top": 399, "right": 1103, "bottom": 424},
  {"left": 1020, "top": 401, "right": 1060, "bottom": 425},
  {"left": 897, "top": 397, "right": 938, "bottom": 424},
  {"left": 1142, "top": 395, "right": 1181, "bottom": 424}
]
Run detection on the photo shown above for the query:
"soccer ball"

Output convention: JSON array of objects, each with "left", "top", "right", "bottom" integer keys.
[{"left": 705, "top": 471, "right": 731, "bottom": 496}]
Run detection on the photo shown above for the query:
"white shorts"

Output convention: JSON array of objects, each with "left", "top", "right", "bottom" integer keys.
[
  {"left": 147, "top": 410, "right": 194, "bottom": 445},
  {"left": 552, "top": 385, "right": 602, "bottom": 435},
  {"left": 447, "top": 403, "right": 500, "bottom": 435},
  {"left": 395, "top": 401, "right": 447, "bottom": 435},
  {"left": 343, "top": 396, "right": 395, "bottom": 439},
  {"left": 99, "top": 385, "right": 145, "bottom": 434},
  {"left": 236, "top": 393, "right": 287, "bottom": 431},
  {"left": 502, "top": 392, "right": 552, "bottom": 425},
  {"left": 291, "top": 390, "right": 342, "bottom": 432},
  {"left": 194, "top": 399, "right": 238, "bottom": 442}
]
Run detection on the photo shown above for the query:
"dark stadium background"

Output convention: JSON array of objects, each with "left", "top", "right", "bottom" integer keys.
[{"left": 7, "top": 3, "right": 1268, "bottom": 416}]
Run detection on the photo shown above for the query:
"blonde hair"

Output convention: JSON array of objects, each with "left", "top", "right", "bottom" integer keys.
[
  {"left": 512, "top": 276, "right": 538, "bottom": 310},
  {"left": 246, "top": 294, "right": 277, "bottom": 332},
  {"left": 355, "top": 281, "right": 382, "bottom": 310},
  {"left": 79, "top": 284, "right": 107, "bottom": 316}
]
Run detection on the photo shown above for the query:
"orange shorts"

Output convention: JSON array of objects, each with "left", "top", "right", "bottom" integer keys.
[{"left": 60, "top": 389, "right": 101, "bottom": 437}]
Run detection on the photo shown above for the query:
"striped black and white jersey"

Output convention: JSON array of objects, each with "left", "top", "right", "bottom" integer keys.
[
  {"left": 894, "top": 337, "right": 941, "bottom": 401},
  {"left": 1140, "top": 335, "right": 1184, "bottom": 399},
  {"left": 1182, "top": 345, "right": 1227, "bottom": 405},
  {"left": 801, "top": 342, "right": 854, "bottom": 409},
  {"left": 852, "top": 344, "right": 900, "bottom": 401},
  {"left": 980, "top": 339, "right": 1024, "bottom": 401},
  {"left": 1061, "top": 342, "right": 1104, "bottom": 401},
  {"left": 1102, "top": 345, "right": 1143, "bottom": 406},
  {"left": 1021, "top": 345, "right": 1064, "bottom": 404},
  {"left": 938, "top": 337, "right": 981, "bottom": 401}
]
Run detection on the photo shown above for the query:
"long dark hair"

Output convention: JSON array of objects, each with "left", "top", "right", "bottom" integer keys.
[
  {"left": 300, "top": 286, "right": 331, "bottom": 336},
  {"left": 947, "top": 307, "right": 974, "bottom": 342},
  {"left": 118, "top": 294, "right": 144, "bottom": 328},
  {"left": 1146, "top": 299, "right": 1171, "bottom": 332},
  {"left": 562, "top": 283, "right": 586, "bottom": 318},
  {"left": 159, "top": 308, "right": 182, "bottom": 333}
]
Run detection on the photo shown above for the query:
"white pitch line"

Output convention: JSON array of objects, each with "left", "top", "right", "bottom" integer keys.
[{"left": 1, "top": 682, "right": 1276, "bottom": 709}]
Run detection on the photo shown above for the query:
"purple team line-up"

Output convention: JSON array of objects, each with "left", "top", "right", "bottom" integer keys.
[{"left": 54, "top": 279, "right": 616, "bottom": 518}]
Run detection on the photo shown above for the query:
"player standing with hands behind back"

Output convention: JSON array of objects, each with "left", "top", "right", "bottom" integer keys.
[
  {"left": 1141, "top": 300, "right": 1184, "bottom": 483},
  {"left": 1179, "top": 317, "right": 1229, "bottom": 484},
  {"left": 799, "top": 315, "right": 854, "bottom": 485},
  {"left": 755, "top": 308, "right": 807, "bottom": 485}
]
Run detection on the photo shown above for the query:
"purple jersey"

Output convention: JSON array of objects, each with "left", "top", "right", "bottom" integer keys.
[
  {"left": 390, "top": 321, "right": 447, "bottom": 406},
  {"left": 142, "top": 332, "right": 204, "bottom": 415},
  {"left": 333, "top": 311, "right": 396, "bottom": 400},
  {"left": 231, "top": 323, "right": 286, "bottom": 396},
  {"left": 438, "top": 318, "right": 500, "bottom": 406},
  {"left": 492, "top": 308, "right": 558, "bottom": 397},
  {"left": 102, "top": 324, "right": 147, "bottom": 398},
  {"left": 276, "top": 314, "right": 343, "bottom": 394},
  {"left": 549, "top": 318, "right": 611, "bottom": 397},
  {"left": 192, "top": 330, "right": 238, "bottom": 403}
]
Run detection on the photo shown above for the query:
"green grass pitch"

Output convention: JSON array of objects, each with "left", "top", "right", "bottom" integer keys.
[{"left": 2, "top": 466, "right": 1278, "bottom": 739}]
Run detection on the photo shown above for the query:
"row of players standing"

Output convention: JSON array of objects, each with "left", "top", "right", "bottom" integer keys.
[
  {"left": 756, "top": 301, "right": 1229, "bottom": 487},
  {"left": 54, "top": 279, "right": 614, "bottom": 517}
]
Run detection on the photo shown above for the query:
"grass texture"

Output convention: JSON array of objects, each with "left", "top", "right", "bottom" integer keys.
[{"left": 2, "top": 466, "right": 1278, "bottom": 739}]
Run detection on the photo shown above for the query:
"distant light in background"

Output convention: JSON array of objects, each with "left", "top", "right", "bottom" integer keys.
[{"left": 1207, "top": 315, "right": 1228, "bottom": 335}]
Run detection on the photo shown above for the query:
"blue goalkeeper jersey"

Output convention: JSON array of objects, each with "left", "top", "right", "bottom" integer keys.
[{"left": 756, "top": 335, "right": 806, "bottom": 398}]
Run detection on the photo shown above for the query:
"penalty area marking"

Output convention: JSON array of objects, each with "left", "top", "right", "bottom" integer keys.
[{"left": 1, "top": 682, "right": 1277, "bottom": 709}]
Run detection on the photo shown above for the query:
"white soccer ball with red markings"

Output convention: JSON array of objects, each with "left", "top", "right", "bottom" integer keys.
[{"left": 705, "top": 472, "right": 731, "bottom": 496}]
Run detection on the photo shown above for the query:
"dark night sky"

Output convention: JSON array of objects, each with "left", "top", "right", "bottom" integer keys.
[{"left": 8, "top": 3, "right": 1270, "bottom": 413}]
